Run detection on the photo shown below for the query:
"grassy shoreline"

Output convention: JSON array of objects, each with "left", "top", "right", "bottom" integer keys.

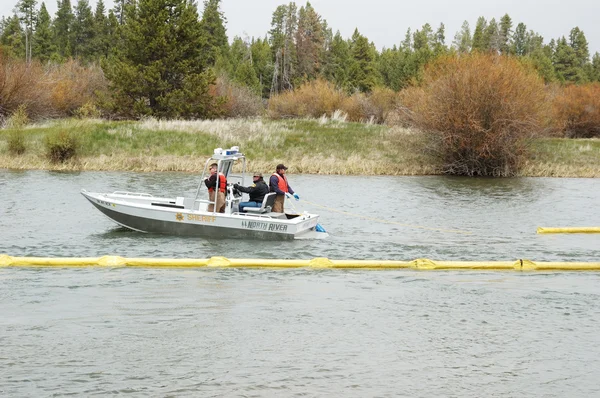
[{"left": 1, "top": 118, "right": 599, "bottom": 177}]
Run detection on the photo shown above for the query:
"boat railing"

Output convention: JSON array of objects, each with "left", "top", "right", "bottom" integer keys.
[
  {"left": 112, "top": 191, "right": 153, "bottom": 197},
  {"left": 233, "top": 212, "right": 286, "bottom": 220}
]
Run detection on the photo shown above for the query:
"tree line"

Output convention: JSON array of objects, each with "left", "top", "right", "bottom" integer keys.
[{"left": 1, "top": 0, "right": 600, "bottom": 119}]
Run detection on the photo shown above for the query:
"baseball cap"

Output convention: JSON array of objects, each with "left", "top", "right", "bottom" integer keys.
[
  {"left": 276, "top": 164, "right": 288, "bottom": 170},
  {"left": 253, "top": 172, "right": 263, "bottom": 177}
]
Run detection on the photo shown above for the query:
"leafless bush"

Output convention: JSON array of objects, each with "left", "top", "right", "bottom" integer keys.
[
  {"left": 46, "top": 60, "right": 107, "bottom": 117},
  {"left": 552, "top": 83, "right": 600, "bottom": 138},
  {"left": 0, "top": 55, "right": 107, "bottom": 121},
  {"left": 0, "top": 54, "right": 52, "bottom": 120},
  {"left": 403, "top": 54, "right": 548, "bottom": 176},
  {"left": 214, "top": 75, "right": 264, "bottom": 118},
  {"left": 267, "top": 79, "right": 345, "bottom": 119}
]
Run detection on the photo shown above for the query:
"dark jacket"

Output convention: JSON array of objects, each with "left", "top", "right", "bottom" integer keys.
[
  {"left": 234, "top": 180, "right": 269, "bottom": 203},
  {"left": 204, "top": 172, "right": 226, "bottom": 191}
]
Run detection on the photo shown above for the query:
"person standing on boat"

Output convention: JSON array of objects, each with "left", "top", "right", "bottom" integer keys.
[
  {"left": 270, "top": 164, "right": 299, "bottom": 213},
  {"left": 204, "top": 163, "right": 227, "bottom": 213},
  {"left": 234, "top": 172, "right": 270, "bottom": 212}
]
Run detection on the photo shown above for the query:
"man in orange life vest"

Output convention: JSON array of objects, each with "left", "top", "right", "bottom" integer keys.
[
  {"left": 269, "top": 164, "right": 299, "bottom": 213},
  {"left": 204, "top": 163, "right": 227, "bottom": 213}
]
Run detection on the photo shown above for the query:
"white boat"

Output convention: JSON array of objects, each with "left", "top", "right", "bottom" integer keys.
[{"left": 81, "top": 147, "right": 327, "bottom": 240}]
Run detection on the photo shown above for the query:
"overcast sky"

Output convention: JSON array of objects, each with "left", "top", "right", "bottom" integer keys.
[{"left": 2, "top": 0, "right": 599, "bottom": 55}]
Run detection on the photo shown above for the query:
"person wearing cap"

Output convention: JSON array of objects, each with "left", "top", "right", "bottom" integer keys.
[
  {"left": 269, "top": 164, "right": 299, "bottom": 213},
  {"left": 204, "top": 162, "right": 227, "bottom": 213},
  {"left": 233, "top": 172, "right": 270, "bottom": 213}
]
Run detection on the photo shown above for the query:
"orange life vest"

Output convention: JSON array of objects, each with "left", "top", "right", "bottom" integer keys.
[
  {"left": 209, "top": 172, "right": 227, "bottom": 193},
  {"left": 272, "top": 173, "right": 288, "bottom": 193}
]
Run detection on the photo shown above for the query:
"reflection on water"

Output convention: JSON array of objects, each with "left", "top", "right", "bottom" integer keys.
[{"left": 1, "top": 170, "right": 600, "bottom": 396}]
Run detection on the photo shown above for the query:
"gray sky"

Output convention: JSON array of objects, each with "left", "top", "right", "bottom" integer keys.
[{"left": 2, "top": 0, "right": 599, "bottom": 55}]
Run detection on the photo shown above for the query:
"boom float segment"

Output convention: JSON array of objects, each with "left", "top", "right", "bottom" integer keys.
[
  {"left": 1, "top": 255, "right": 600, "bottom": 270},
  {"left": 537, "top": 227, "right": 600, "bottom": 234}
]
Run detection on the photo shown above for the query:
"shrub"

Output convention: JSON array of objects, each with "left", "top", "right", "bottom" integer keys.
[
  {"left": 366, "top": 87, "right": 399, "bottom": 124},
  {"left": 7, "top": 130, "right": 26, "bottom": 155},
  {"left": 268, "top": 79, "right": 345, "bottom": 119},
  {"left": 339, "top": 93, "right": 366, "bottom": 122},
  {"left": 4, "top": 104, "right": 30, "bottom": 128},
  {"left": 0, "top": 55, "right": 51, "bottom": 120},
  {"left": 552, "top": 83, "right": 600, "bottom": 138},
  {"left": 5, "top": 104, "right": 29, "bottom": 155},
  {"left": 74, "top": 101, "right": 102, "bottom": 119},
  {"left": 389, "top": 86, "right": 424, "bottom": 127},
  {"left": 0, "top": 55, "right": 107, "bottom": 121},
  {"left": 47, "top": 60, "right": 107, "bottom": 116},
  {"left": 45, "top": 130, "right": 79, "bottom": 163},
  {"left": 214, "top": 75, "right": 264, "bottom": 118},
  {"left": 338, "top": 88, "right": 399, "bottom": 123},
  {"left": 403, "top": 54, "right": 548, "bottom": 176}
]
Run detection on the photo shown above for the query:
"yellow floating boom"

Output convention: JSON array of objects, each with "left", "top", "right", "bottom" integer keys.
[
  {"left": 537, "top": 227, "right": 600, "bottom": 234},
  {"left": 1, "top": 255, "right": 600, "bottom": 271}
]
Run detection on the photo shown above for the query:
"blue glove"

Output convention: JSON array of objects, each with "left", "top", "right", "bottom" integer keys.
[{"left": 293, "top": 193, "right": 300, "bottom": 201}]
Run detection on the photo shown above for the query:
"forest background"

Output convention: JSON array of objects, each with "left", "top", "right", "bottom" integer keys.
[{"left": 0, "top": 0, "right": 599, "bottom": 177}]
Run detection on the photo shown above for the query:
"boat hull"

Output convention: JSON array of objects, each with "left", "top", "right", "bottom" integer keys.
[{"left": 82, "top": 190, "right": 322, "bottom": 240}]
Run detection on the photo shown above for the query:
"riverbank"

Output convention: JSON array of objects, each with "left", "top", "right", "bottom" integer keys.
[{"left": 0, "top": 118, "right": 598, "bottom": 177}]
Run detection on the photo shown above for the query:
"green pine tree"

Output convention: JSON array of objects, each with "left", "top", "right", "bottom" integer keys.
[
  {"left": 52, "top": 0, "right": 74, "bottom": 59},
  {"left": 91, "top": 0, "right": 110, "bottom": 58},
  {"left": 378, "top": 46, "right": 411, "bottom": 91},
  {"left": 452, "top": 20, "right": 471, "bottom": 54},
  {"left": 295, "top": 2, "right": 325, "bottom": 83},
  {"left": 198, "top": 0, "right": 228, "bottom": 67},
  {"left": 483, "top": 18, "right": 499, "bottom": 52},
  {"left": 72, "top": 0, "right": 95, "bottom": 61},
  {"left": 512, "top": 22, "right": 527, "bottom": 56},
  {"left": 527, "top": 31, "right": 545, "bottom": 55},
  {"left": 33, "top": 2, "right": 55, "bottom": 61},
  {"left": 433, "top": 23, "right": 447, "bottom": 55},
  {"left": 591, "top": 52, "right": 600, "bottom": 82},
  {"left": 226, "top": 36, "right": 259, "bottom": 93},
  {"left": 321, "top": 30, "right": 350, "bottom": 91},
  {"left": 348, "top": 29, "right": 378, "bottom": 92},
  {"left": 1, "top": 15, "right": 25, "bottom": 58},
  {"left": 106, "top": 9, "right": 119, "bottom": 55},
  {"left": 553, "top": 36, "right": 585, "bottom": 83},
  {"left": 409, "top": 23, "right": 435, "bottom": 82},
  {"left": 498, "top": 14, "right": 512, "bottom": 55},
  {"left": 471, "top": 16, "right": 487, "bottom": 52},
  {"left": 527, "top": 47, "right": 555, "bottom": 83},
  {"left": 250, "top": 36, "right": 273, "bottom": 98},
  {"left": 412, "top": 23, "right": 433, "bottom": 51},
  {"left": 103, "top": 0, "right": 222, "bottom": 118},
  {"left": 234, "top": 60, "right": 260, "bottom": 95},
  {"left": 568, "top": 27, "right": 590, "bottom": 67},
  {"left": 15, "top": 0, "right": 37, "bottom": 62}
]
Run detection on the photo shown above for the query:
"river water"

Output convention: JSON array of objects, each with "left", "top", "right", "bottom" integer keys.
[{"left": 1, "top": 170, "right": 600, "bottom": 396}]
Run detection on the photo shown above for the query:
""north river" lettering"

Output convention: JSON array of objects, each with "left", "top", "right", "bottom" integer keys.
[{"left": 241, "top": 221, "right": 288, "bottom": 232}]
